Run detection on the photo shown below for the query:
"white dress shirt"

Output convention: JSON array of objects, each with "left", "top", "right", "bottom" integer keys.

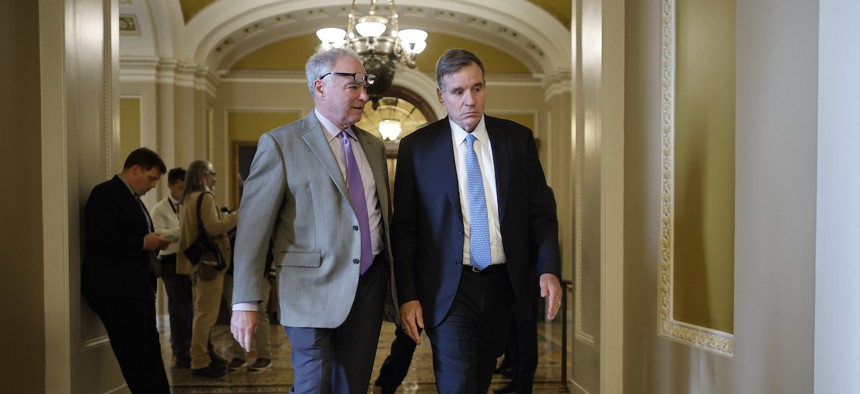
[
  {"left": 449, "top": 116, "right": 507, "bottom": 266},
  {"left": 315, "top": 109, "right": 384, "bottom": 258},
  {"left": 151, "top": 195, "right": 182, "bottom": 256}
]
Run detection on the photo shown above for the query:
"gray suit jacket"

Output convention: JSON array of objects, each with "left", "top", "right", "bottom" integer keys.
[{"left": 232, "top": 111, "right": 397, "bottom": 328}]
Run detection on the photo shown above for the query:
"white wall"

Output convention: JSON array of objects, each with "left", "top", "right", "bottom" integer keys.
[
  {"left": 732, "top": 0, "right": 818, "bottom": 392},
  {"left": 814, "top": 0, "right": 860, "bottom": 392}
]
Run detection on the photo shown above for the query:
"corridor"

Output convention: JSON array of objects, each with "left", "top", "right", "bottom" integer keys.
[{"left": 162, "top": 320, "right": 569, "bottom": 393}]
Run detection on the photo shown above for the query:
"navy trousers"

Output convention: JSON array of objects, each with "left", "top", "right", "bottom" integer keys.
[{"left": 426, "top": 265, "right": 515, "bottom": 394}]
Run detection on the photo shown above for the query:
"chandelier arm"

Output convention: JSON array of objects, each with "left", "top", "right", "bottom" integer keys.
[
  {"left": 320, "top": 0, "right": 425, "bottom": 102},
  {"left": 388, "top": 0, "right": 398, "bottom": 32},
  {"left": 348, "top": 0, "right": 358, "bottom": 37}
]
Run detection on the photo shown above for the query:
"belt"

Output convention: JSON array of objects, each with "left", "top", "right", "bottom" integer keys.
[{"left": 462, "top": 264, "right": 506, "bottom": 274}]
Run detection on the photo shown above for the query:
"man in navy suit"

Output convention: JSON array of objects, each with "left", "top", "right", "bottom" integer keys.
[
  {"left": 393, "top": 49, "right": 563, "bottom": 393},
  {"left": 82, "top": 147, "right": 171, "bottom": 394}
]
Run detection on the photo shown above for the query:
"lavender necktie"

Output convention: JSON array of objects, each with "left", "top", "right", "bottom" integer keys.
[
  {"left": 340, "top": 131, "right": 373, "bottom": 275},
  {"left": 466, "top": 133, "right": 491, "bottom": 270}
]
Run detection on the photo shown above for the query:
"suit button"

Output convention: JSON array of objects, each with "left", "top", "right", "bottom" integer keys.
[
  {"left": 353, "top": 259, "right": 360, "bottom": 265},
  {"left": 353, "top": 225, "right": 359, "bottom": 231},
  {"left": 459, "top": 228, "right": 464, "bottom": 234},
  {"left": 455, "top": 259, "right": 462, "bottom": 267}
]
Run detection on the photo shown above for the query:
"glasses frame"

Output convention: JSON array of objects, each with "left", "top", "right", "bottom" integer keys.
[{"left": 319, "top": 72, "right": 376, "bottom": 85}]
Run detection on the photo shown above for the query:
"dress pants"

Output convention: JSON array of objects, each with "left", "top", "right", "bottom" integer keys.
[
  {"left": 86, "top": 292, "right": 170, "bottom": 394},
  {"left": 500, "top": 282, "right": 539, "bottom": 394},
  {"left": 160, "top": 253, "right": 193, "bottom": 364},
  {"left": 426, "top": 265, "right": 515, "bottom": 394},
  {"left": 190, "top": 268, "right": 226, "bottom": 370},
  {"left": 374, "top": 324, "right": 418, "bottom": 393},
  {"left": 284, "top": 256, "right": 386, "bottom": 394}
]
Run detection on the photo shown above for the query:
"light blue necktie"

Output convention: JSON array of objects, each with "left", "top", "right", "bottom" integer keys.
[
  {"left": 340, "top": 131, "right": 373, "bottom": 275},
  {"left": 465, "top": 133, "right": 491, "bottom": 270}
]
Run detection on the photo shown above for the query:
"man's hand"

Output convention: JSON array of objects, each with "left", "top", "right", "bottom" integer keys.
[
  {"left": 400, "top": 300, "right": 425, "bottom": 345},
  {"left": 540, "top": 273, "right": 563, "bottom": 320},
  {"left": 144, "top": 232, "right": 171, "bottom": 251},
  {"left": 230, "top": 310, "right": 260, "bottom": 352}
]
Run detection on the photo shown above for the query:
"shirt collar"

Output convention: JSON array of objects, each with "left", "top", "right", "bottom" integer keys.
[
  {"left": 118, "top": 174, "right": 136, "bottom": 196},
  {"left": 315, "top": 108, "right": 356, "bottom": 143},
  {"left": 449, "top": 115, "right": 488, "bottom": 147}
]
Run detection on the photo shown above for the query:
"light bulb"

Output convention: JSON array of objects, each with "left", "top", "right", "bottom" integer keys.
[
  {"left": 378, "top": 119, "right": 402, "bottom": 141},
  {"left": 316, "top": 28, "right": 346, "bottom": 46},
  {"left": 355, "top": 15, "right": 388, "bottom": 38}
]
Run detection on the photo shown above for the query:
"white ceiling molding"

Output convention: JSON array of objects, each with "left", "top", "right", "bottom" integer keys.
[{"left": 123, "top": 0, "right": 570, "bottom": 78}]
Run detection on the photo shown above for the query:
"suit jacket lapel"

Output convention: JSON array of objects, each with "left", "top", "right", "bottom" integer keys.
[
  {"left": 353, "top": 126, "right": 389, "bottom": 214},
  {"left": 301, "top": 114, "right": 350, "bottom": 199},
  {"left": 431, "top": 121, "right": 462, "bottom": 217},
  {"left": 487, "top": 118, "right": 510, "bottom": 222},
  {"left": 112, "top": 175, "right": 151, "bottom": 233}
]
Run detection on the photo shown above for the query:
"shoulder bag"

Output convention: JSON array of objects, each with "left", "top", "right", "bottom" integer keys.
[{"left": 182, "top": 192, "right": 226, "bottom": 280}]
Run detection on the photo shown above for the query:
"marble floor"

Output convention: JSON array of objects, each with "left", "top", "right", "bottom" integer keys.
[{"left": 161, "top": 320, "right": 570, "bottom": 393}]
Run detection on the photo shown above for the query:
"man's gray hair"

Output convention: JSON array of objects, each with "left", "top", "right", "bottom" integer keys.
[{"left": 305, "top": 47, "right": 363, "bottom": 94}]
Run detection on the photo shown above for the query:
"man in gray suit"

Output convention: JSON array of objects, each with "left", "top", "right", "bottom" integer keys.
[{"left": 230, "top": 48, "right": 396, "bottom": 394}]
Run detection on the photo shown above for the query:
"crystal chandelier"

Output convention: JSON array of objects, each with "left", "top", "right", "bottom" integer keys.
[{"left": 317, "top": 0, "right": 427, "bottom": 106}]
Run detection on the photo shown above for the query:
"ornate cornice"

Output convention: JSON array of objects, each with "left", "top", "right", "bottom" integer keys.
[
  {"left": 543, "top": 68, "right": 573, "bottom": 100},
  {"left": 120, "top": 56, "right": 218, "bottom": 96}
]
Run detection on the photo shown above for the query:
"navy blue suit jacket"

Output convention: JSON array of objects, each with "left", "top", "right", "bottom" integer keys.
[
  {"left": 82, "top": 175, "right": 156, "bottom": 299},
  {"left": 392, "top": 116, "right": 561, "bottom": 327}
]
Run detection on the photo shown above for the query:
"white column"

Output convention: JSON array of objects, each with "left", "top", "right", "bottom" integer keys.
[{"left": 815, "top": 0, "right": 860, "bottom": 392}]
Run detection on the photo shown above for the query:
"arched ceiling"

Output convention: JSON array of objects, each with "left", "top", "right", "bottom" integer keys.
[
  {"left": 120, "top": 0, "right": 571, "bottom": 78},
  {"left": 177, "top": 0, "right": 571, "bottom": 30},
  {"left": 229, "top": 32, "right": 533, "bottom": 74}
]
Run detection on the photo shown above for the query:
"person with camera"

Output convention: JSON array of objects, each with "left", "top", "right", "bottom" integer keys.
[{"left": 177, "top": 160, "right": 239, "bottom": 380}]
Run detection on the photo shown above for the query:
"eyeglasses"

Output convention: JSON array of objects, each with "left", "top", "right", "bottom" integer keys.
[{"left": 319, "top": 72, "right": 376, "bottom": 85}]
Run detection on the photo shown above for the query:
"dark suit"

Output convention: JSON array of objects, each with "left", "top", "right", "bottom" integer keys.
[
  {"left": 393, "top": 116, "right": 560, "bottom": 393},
  {"left": 82, "top": 175, "right": 169, "bottom": 394}
]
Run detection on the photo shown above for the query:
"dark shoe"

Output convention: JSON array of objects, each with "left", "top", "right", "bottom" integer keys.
[
  {"left": 210, "top": 361, "right": 227, "bottom": 372},
  {"left": 247, "top": 358, "right": 271, "bottom": 371},
  {"left": 173, "top": 356, "right": 191, "bottom": 369},
  {"left": 493, "top": 380, "right": 518, "bottom": 394},
  {"left": 191, "top": 366, "right": 227, "bottom": 380},
  {"left": 211, "top": 352, "right": 228, "bottom": 369},
  {"left": 228, "top": 357, "right": 246, "bottom": 370}
]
